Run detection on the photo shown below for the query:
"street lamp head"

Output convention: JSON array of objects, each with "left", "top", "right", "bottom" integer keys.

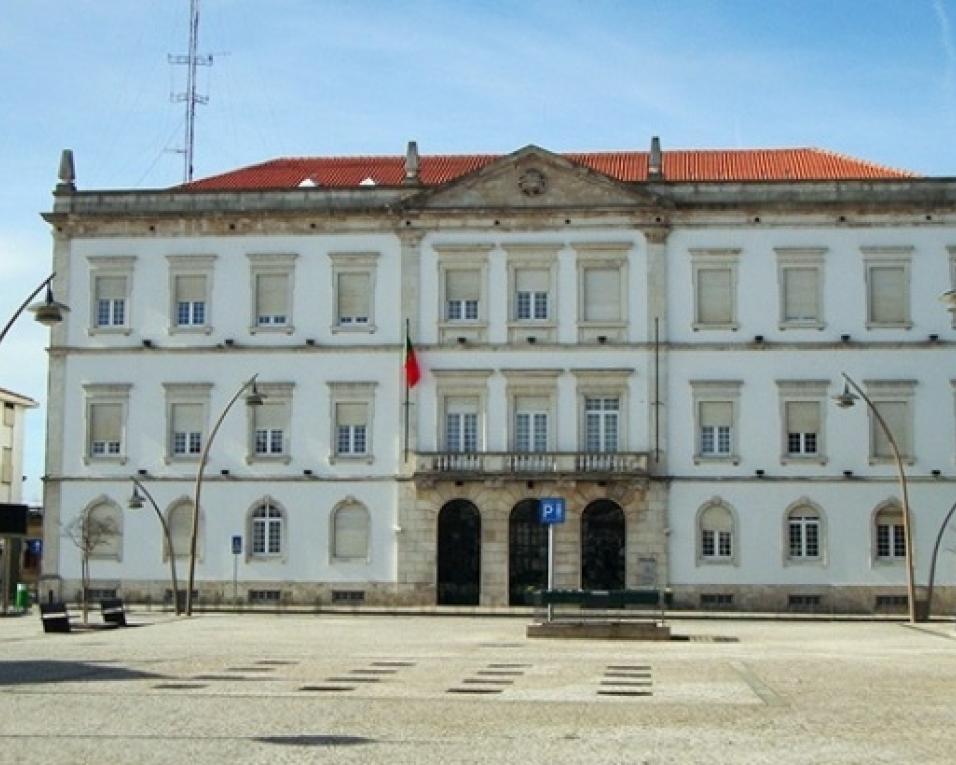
[
  {"left": 29, "top": 285, "right": 69, "bottom": 327},
  {"left": 832, "top": 383, "right": 859, "bottom": 409},
  {"left": 128, "top": 485, "right": 145, "bottom": 510},
  {"left": 940, "top": 289, "right": 956, "bottom": 314},
  {"left": 245, "top": 381, "right": 264, "bottom": 407}
]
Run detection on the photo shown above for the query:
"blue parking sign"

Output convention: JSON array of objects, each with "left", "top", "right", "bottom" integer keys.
[
  {"left": 231, "top": 535, "right": 242, "bottom": 555},
  {"left": 539, "top": 497, "right": 566, "bottom": 524}
]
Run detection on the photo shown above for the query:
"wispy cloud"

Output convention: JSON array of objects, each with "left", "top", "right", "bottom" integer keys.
[{"left": 933, "top": 0, "right": 956, "bottom": 101}]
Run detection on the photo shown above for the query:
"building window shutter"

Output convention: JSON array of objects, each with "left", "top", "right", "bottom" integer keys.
[
  {"left": 783, "top": 267, "right": 818, "bottom": 321},
  {"left": 334, "top": 503, "right": 369, "bottom": 559},
  {"left": 515, "top": 269, "right": 548, "bottom": 292},
  {"left": 336, "top": 402, "right": 367, "bottom": 427},
  {"left": 700, "top": 401, "right": 733, "bottom": 428},
  {"left": 1, "top": 447, "right": 12, "bottom": 483},
  {"left": 701, "top": 505, "right": 732, "bottom": 533},
  {"left": 256, "top": 273, "right": 288, "bottom": 319},
  {"left": 338, "top": 273, "right": 370, "bottom": 322},
  {"left": 95, "top": 276, "right": 126, "bottom": 300},
  {"left": 172, "top": 403, "right": 202, "bottom": 433},
  {"left": 583, "top": 268, "right": 620, "bottom": 321},
  {"left": 175, "top": 275, "right": 205, "bottom": 302},
  {"left": 869, "top": 266, "right": 905, "bottom": 323},
  {"left": 90, "top": 403, "right": 122, "bottom": 452},
  {"left": 256, "top": 402, "right": 286, "bottom": 430},
  {"left": 446, "top": 270, "right": 479, "bottom": 301},
  {"left": 697, "top": 268, "right": 732, "bottom": 324},
  {"left": 786, "top": 401, "right": 818, "bottom": 434},
  {"left": 873, "top": 401, "right": 908, "bottom": 458}
]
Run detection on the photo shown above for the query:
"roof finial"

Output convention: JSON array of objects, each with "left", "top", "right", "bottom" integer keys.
[
  {"left": 404, "top": 140, "right": 420, "bottom": 186},
  {"left": 648, "top": 136, "right": 663, "bottom": 180},
  {"left": 56, "top": 149, "right": 76, "bottom": 194}
]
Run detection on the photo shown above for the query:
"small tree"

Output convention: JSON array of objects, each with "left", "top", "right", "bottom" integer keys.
[{"left": 64, "top": 511, "right": 119, "bottom": 623}]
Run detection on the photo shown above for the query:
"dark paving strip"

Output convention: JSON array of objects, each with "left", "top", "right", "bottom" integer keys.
[
  {"left": 370, "top": 661, "right": 416, "bottom": 667},
  {"left": 479, "top": 642, "right": 523, "bottom": 648},
  {"left": 600, "top": 680, "right": 653, "bottom": 687},
  {"left": 192, "top": 674, "right": 262, "bottom": 681},
  {"left": 598, "top": 689, "right": 652, "bottom": 697},
  {"left": 349, "top": 668, "right": 398, "bottom": 675},
  {"left": 326, "top": 676, "right": 381, "bottom": 683},
  {"left": 299, "top": 685, "right": 355, "bottom": 692},
  {"left": 153, "top": 683, "right": 209, "bottom": 690},
  {"left": 476, "top": 670, "right": 524, "bottom": 677},
  {"left": 256, "top": 660, "right": 298, "bottom": 666},
  {"left": 226, "top": 667, "right": 275, "bottom": 672},
  {"left": 604, "top": 671, "right": 651, "bottom": 678},
  {"left": 606, "top": 665, "right": 651, "bottom": 670},
  {"left": 447, "top": 687, "right": 502, "bottom": 694},
  {"left": 487, "top": 663, "right": 532, "bottom": 669},
  {"left": 462, "top": 678, "right": 513, "bottom": 685}
]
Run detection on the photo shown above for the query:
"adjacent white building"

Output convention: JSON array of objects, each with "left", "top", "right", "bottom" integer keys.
[{"left": 39, "top": 141, "right": 956, "bottom": 613}]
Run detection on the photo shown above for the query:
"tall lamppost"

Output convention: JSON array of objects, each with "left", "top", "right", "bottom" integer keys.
[
  {"left": 0, "top": 273, "right": 67, "bottom": 615},
  {"left": 184, "top": 374, "right": 263, "bottom": 616},
  {"left": 833, "top": 372, "right": 918, "bottom": 623},
  {"left": 128, "top": 479, "right": 181, "bottom": 615}
]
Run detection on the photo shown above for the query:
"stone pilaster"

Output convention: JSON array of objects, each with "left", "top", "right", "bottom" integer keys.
[{"left": 642, "top": 226, "right": 670, "bottom": 475}]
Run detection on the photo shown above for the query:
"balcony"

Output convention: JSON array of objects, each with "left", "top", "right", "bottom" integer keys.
[{"left": 414, "top": 451, "right": 648, "bottom": 483}]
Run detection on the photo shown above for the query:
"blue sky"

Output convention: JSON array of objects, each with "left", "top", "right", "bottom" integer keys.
[{"left": 2, "top": 0, "right": 956, "bottom": 503}]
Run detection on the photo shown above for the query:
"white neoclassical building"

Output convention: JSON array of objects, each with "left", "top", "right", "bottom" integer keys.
[{"left": 38, "top": 140, "right": 956, "bottom": 613}]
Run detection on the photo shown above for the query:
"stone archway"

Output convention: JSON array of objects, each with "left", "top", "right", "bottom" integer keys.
[
  {"left": 580, "top": 499, "right": 625, "bottom": 590},
  {"left": 436, "top": 500, "right": 481, "bottom": 605},
  {"left": 508, "top": 499, "right": 548, "bottom": 605}
]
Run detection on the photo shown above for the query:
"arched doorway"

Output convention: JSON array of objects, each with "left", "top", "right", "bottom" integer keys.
[
  {"left": 437, "top": 500, "right": 481, "bottom": 605},
  {"left": 509, "top": 499, "right": 548, "bottom": 605},
  {"left": 581, "top": 500, "right": 625, "bottom": 591}
]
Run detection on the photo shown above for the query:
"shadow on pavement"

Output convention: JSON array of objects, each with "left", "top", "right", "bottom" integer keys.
[
  {"left": 0, "top": 660, "right": 169, "bottom": 686},
  {"left": 253, "top": 735, "right": 376, "bottom": 747}
]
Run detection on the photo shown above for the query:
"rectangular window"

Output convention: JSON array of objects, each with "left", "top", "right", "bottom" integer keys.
[
  {"left": 89, "top": 403, "right": 123, "bottom": 457},
  {"left": 786, "top": 401, "right": 819, "bottom": 455},
  {"left": 445, "top": 270, "right": 480, "bottom": 322},
  {"left": 445, "top": 397, "right": 479, "bottom": 452},
  {"left": 335, "top": 402, "right": 368, "bottom": 455},
  {"left": 255, "top": 273, "right": 289, "bottom": 326},
  {"left": 584, "top": 397, "right": 619, "bottom": 453},
  {"left": 582, "top": 267, "right": 621, "bottom": 322},
  {"left": 337, "top": 272, "right": 371, "bottom": 326},
  {"left": 3, "top": 403, "right": 14, "bottom": 427},
  {"left": 872, "top": 401, "right": 908, "bottom": 460},
  {"left": 696, "top": 268, "right": 733, "bottom": 325},
  {"left": 789, "top": 516, "right": 820, "bottom": 558},
  {"left": 781, "top": 267, "right": 819, "bottom": 322},
  {"left": 514, "top": 269, "right": 549, "bottom": 321},
  {"left": 253, "top": 402, "right": 288, "bottom": 455},
  {"left": 94, "top": 276, "right": 127, "bottom": 327},
  {"left": 699, "top": 401, "right": 732, "bottom": 456},
  {"left": 170, "top": 403, "right": 203, "bottom": 456},
  {"left": 877, "top": 523, "right": 905, "bottom": 559},
  {"left": 701, "top": 529, "right": 732, "bottom": 558},
  {"left": 868, "top": 266, "right": 906, "bottom": 325},
  {"left": 0, "top": 447, "right": 11, "bottom": 484},
  {"left": 515, "top": 396, "right": 549, "bottom": 453},
  {"left": 173, "top": 274, "right": 207, "bottom": 327}
]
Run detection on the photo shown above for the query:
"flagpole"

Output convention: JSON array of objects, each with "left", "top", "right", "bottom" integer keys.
[{"left": 404, "top": 318, "right": 410, "bottom": 463}]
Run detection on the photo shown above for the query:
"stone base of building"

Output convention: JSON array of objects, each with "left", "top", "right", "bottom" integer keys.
[{"left": 527, "top": 619, "right": 671, "bottom": 640}]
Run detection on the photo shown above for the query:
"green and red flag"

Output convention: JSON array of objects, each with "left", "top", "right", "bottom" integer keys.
[{"left": 405, "top": 334, "right": 421, "bottom": 388}]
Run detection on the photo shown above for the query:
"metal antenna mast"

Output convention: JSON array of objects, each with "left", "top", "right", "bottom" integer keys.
[{"left": 169, "top": 0, "right": 213, "bottom": 183}]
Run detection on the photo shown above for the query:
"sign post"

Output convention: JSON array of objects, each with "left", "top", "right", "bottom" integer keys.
[
  {"left": 539, "top": 498, "right": 566, "bottom": 623},
  {"left": 231, "top": 535, "right": 242, "bottom": 604}
]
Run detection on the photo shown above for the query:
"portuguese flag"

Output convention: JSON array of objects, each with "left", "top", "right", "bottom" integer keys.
[{"left": 405, "top": 334, "right": 421, "bottom": 388}]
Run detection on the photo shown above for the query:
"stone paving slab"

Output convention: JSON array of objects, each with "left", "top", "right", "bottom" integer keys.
[{"left": 1, "top": 611, "right": 955, "bottom": 763}]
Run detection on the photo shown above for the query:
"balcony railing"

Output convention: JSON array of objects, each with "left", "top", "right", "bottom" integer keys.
[{"left": 415, "top": 451, "right": 648, "bottom": 479}]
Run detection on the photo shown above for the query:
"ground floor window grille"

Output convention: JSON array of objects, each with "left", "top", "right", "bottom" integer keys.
[
  {"left": 700, "top": 593, "right": 733, "bottom": 608},
  {"left": 248, "top": 589, "right": 282, "bottom": 604}
]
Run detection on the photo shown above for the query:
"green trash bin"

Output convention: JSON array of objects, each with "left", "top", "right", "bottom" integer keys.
[{"left": 15, "top": 583, "right": 30, "bottom": 612}]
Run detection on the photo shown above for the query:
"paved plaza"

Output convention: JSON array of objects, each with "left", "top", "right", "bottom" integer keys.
[{"left": 1, "top": 610, "right": 955, "bottom": 763}]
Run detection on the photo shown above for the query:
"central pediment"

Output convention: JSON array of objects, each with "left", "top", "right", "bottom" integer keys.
[{"left": 403, "top": 145, "right": 666, "bottom": 211}]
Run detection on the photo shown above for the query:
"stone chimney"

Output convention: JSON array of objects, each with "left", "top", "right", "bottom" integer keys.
[
  {"left": 404, "top": 140, "right": 420, "bottom": 186},
  {"left": 647, "top": 136, "right": 663, "bottom": 180},
  {"left": 56, "top": 149, "right": 76, "bottom": 194}
]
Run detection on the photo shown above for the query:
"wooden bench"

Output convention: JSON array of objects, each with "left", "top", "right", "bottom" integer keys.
[
  {"left": 39, "top": 602, "right": 71, "bottom": 633},
  {"left": 532, "top": 589, "right": 673, "bottom": 609},
  {"left": 100, "top": 598, "right": 127, "bottom": 627}
]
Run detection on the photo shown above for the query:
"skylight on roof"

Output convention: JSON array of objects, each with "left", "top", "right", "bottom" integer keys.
[
  {"left": 359, "top": 177, "right": 377, "bottom": 186},
  {"left": 298, "top": 178, "right": 317, "bottom": 188}
]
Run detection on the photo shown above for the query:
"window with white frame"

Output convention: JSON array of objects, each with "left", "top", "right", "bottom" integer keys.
[
  {"left": 864, "top": 380, "right": 915, "bottom": 462},
  {"left": 250, "top": 501, "right": 283, "bottom": 556},
  {"left": 875, "top": 505, "right": 905, "bottom": 560},
  {"left": 514, "top": 268, "right": 549, "bottom": 321},
  {"left": 332, "top": 499, "right": 370, "bottom": 560},
  {"left": 167, "top": 255, "right": 215, "bottom": 332},
  {"left": 445, "top": 269, "right": 481, "bottom": 321},
  {"left": 574, "top": 243, "right": 630, "bottom": 341},
  {"left": 515, "top": 396, "right": 549, "bottom": 453},
  {"left": 164, "top": 383, "right": 210, "bottom": 462},
  {"left": 248, "top": 254, "right": 296, "bottom": 332},
  {"left": 83, "top": 500, "right": 123, "bottom": 560},
  {"left": 435, "top": 371, "right": 489, "bottom": 453},
  {"left": 84, "top": 384, "right": 130, "bottom": 462},
  {"left": 691, "top": 250, "right": 739, "bottom": 330},
  {"left": 88, "top": 255, "right": 136, "bottom": 332},
  {"left": 777, "top": 380, "right": 827, "bottom": 463},
  {"left": 582, "top": 267, "right": 621, "bottom": 322},
  {"left": 248, "top": 384, "right": 293, "bottom": 462},
  {"left": 330, "top": 252, "right": 377, "bottom": 331},
  {"left": 785, "top": 402, "right": 819, "bottom": 455},
  {"left": 776, "top": 248, "right": 826, "bottom": 328},
  {"left": 328, "top": 382, "right": 375, "bottom": 462},
  {"left": 698, "top": 501, "right": 734, "bottom": 563},
  {"left": 584, "top": 397, "right": 619, "bottom": 453},
  {"left": 445, "top": 397, "right": 479, "bottom": 453},
  {"left": 435, "top": 245, "right": 491, "bottom": 344},
  {"left": 863, "top": 247, "right": 912, "bottom": 328},
  {"left": 692, "top": 381, "right": 741, "bottom": 462},
  {"left": 787, "top": 505, "right": 821, "bottom": 560}
]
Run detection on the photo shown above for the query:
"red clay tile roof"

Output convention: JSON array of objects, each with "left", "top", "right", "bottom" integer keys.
[{"left": 182, "top": 148, "right": 917, "bottom": 190}]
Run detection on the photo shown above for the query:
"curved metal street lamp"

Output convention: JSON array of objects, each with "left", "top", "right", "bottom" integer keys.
[
  {"left": 184, "top": 374, "right": 263, "bottom": 616},
  {"left": 833, "top": 372, "right": 918, "bottom": 623},
  {"left": 128, "top": 478, "right": 181, "bottom": 615}
]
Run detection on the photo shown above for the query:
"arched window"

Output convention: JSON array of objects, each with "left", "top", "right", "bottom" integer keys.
[
  {"left": 251, "top": 500, "right": 284, "bottom": 556},
  {"left": 786, "top": 504, "right": 822, "bottom": 560},
  {"left": 332, "top": 500, "right": 370, "bottom": 560},
  {"left": 165, "top": 500, "right": 195, "bottom": 560},
  {"left": 85, "top": 501, "right": 123, "bottom": 560},
  {"left": 875, "top": 503, "right": 905, "bottom": 560},
  {"left": 698, "top": 500, "right": 734, "bottom": 563}
]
